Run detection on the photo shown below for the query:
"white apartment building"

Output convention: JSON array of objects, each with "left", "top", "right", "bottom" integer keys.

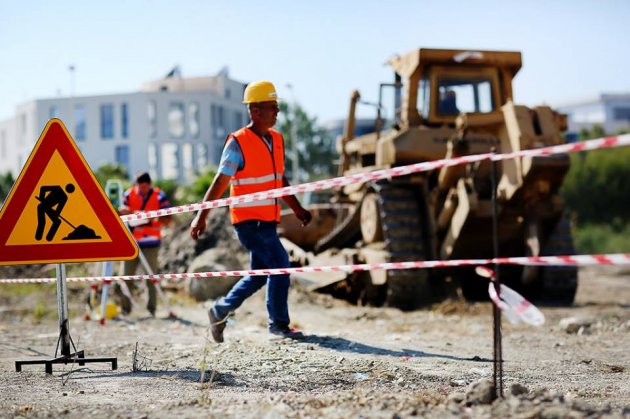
[
  {"left": 0, "top": 70, "right": 247, "bottom": 183},
  {"left": 556, "top": 93, "right": 630, "bottom": 138}
]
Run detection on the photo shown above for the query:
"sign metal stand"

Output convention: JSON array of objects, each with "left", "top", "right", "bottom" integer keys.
[
  {"left": 3, "top": 120, "right": 138, "bottom": 374},
  {"left": 15, "top": 264, "right": 118, "bottom": 374}
]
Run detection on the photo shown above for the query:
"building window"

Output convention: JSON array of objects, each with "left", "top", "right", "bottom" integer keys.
[
  {"left": 613, "top": 107, "right": 630, "bottom": 121},
  {"left": 196, "top": 143, "right": 208, "bottom": 170},
  {"left": 49, "top": 106, "right": 59, "bottom": 119},
  {"left": 182, "top": 143, "right": 194, "bottom": 181},
  {"left": 211, "top": 104, "right": 225, "bottom": 138},
  {"left": 168, "top": 102, "right": 185, "bottom": 138},
  {"left": 148, "top": 143, "right": 158, "bottom": 179},
  {"left": 121, "top": 103, "right": 129, "bottom": 138},
  {"left": 115, "top": 145, "right": 130, "bottom": 173},
  {"left": 225, "top": 88, "right": 231, "bottom": 99},
  {"left": 74, "top": 105, "right": 86, "bottom": 140},
  {"left": 189, "top": 102, "right": 200, "bottom": 138},
  {"left": 161, "top": 143, "right": 179, "bottom": 179},
  {"left": 147, "top": 100, "right": 157, "bottom": 138},
  {"left": 20, "top": 114, "right": 27, "bottom": 135},
  {"left": 233, "top": 111, "right": 243, "bottom": 131},
  {"left": 100, "top": 104, "right": 114, "bottom": 139}
]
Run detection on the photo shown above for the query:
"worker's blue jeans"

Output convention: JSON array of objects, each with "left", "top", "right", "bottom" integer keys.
[{"left": 212, "top": 220, "right": 291, "bottom": 329}]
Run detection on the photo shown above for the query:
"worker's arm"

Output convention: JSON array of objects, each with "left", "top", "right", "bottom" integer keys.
[
  {"left": 158, "top": 191, "right": 173, "bottom": 226},
  {"left": 281, "top": 175, "right": 312, "bottom": 227},
  {"left": 37, "top": 185, "right": 55, "bottom": 200},
  {"left": 190, "top": 173, "right": 232, "bottom": 240}
]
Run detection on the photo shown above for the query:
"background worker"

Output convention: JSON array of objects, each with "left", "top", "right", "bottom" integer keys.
[
  {"left": 190, "top": 80, "right": 312, "bottom": 343},
  {"left": 438, "top": 88, "right": 460, "bottom": 115},
  {"left": 115, "top": 171, "right": 172, "bottom": 316}
]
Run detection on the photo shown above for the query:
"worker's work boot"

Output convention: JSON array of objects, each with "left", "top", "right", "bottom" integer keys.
[
  {"left": 208, "top": 307, "right": 227, "bottom": 343},
  {"left": 269, "top": 325, "right": 305, "bottom": 340}
]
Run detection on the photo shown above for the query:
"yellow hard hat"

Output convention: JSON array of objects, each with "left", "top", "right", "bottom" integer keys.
[
  {"left": 98, "top": 301, "right": 121, "bottom": 320},
  {"left": 243, "top": 80, "right": 278, "bottom": 104}
]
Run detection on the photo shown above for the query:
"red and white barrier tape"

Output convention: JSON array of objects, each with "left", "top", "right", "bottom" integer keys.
[
  {"left": 121, "top": 134, "right": 630, "bottom": 223},
  {"left": 121, "top": 152, "right": 492, "bottom": 223},
  {"left": 488, "top": 282, "right": 545, "bottom": 326},
  {"left": 2, "top": 253, "right": 629, "bottom": 285}
]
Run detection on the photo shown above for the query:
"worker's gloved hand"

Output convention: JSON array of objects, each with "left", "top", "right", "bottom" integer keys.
[{"left": 296, "top": 208, "right": 312, "bottom": 227}]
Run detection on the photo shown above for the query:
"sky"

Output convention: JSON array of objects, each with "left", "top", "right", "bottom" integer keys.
[{"left": 1, "top": 0, "right": 629, "bottom": 124}]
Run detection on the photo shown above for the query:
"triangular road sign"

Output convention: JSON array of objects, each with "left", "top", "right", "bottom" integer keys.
[{"left": 0, "top": 119, "right": 138, "bottom": 265}]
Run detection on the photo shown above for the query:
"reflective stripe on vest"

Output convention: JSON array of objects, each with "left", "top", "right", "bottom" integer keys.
[
  {"left": 230, "top": 173, "right": 283, "bottom": 186},
  {"left": 126, "top": 186, "right": 163, "bottom": 243},
  {"left": 228, "top": 127, "right": 285, "bottom": 224},
  {"left": 230, "top": 199, "right": 278, "bottom": 208}
]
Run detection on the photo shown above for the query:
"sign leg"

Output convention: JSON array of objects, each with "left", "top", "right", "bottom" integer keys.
[{"left": 56, "top": 264, "right": 71, "bottom": 357}]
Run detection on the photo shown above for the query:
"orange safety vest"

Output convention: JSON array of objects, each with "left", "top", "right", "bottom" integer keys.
[
  {"left": 126, "top": 186, "right": 164, "bottom": 243},
  {"left": 228, "top": 127, "right": 285, "bottom": 224}
]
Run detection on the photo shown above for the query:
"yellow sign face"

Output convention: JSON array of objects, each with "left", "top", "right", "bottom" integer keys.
[
  {"left": 0, "top": 119, "right": 138, "bottom": 265},
  {"left": 6, "top": 150, "right": 112, "bottom": 245}
]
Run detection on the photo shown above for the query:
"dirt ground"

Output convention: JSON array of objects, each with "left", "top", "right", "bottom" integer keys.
[{"left": 0, "top": 265, "right": 628, "bottom": 418}]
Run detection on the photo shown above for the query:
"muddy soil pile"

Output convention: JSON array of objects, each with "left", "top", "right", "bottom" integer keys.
[{"left": 159, "top": 209, "right": 245, "bottom": 278}]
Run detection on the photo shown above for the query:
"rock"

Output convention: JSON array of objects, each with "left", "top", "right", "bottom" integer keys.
[
  {"left": 577, "top": 326, "right": 591, "bottom": 336},
  {"left": 559, "top": 317, "right": 594, "bottom": 334},
  {"left": 509, "top": 383, "right": 529, "bottom": 396},
  {"left": 186, "top": 249, "right": 241, "bottom": 301},
  {"left": 450, "top": 379, "right": 466, "bottom": 387},
  {"left": 540, "top": 405, "right": 572, "bottom": 418},
  {"left": 465, "top": 378, "right": 496, "bottom": 406},
  {"left": 447, "top": 392, "right": 465, "bottom": 404},
  {"left": 158, "top": 209, "right": 248, "bottom": 292}
]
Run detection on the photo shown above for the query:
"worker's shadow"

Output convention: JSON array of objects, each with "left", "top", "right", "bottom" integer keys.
[{"left": 299, "top": 334, "right": 490, "bottom": 362}]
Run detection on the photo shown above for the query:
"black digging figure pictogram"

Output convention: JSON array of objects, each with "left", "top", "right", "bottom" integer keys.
[{"left": 35, "top": 183, "right": 101, "bottom": 241}]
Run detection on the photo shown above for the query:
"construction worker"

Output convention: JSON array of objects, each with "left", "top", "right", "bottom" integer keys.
[
  {"left": 35, "top": 183, "right": 75, "bottom": 241},
  {"left": 115, "top": 171, "right": 171, "bottom": 316},
  {"left": 190, "top": 80, "right": 312, "bottom": 342}
]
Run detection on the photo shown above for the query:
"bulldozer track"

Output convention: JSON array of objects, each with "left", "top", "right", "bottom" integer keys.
[
  {"left": 536, "top": 213, "right": 578, "bottom": 305},
  {"left": 373, "top": 181, "right": 437, "bottom": 309}
]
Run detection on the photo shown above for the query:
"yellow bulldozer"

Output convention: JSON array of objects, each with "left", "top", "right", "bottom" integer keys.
[{"left": 279, "top": 48, "right": 578, "bottom": 310}]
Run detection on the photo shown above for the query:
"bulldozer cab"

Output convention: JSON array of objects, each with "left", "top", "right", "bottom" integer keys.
[
  {"left": 428, "top": 70, "right": 497, "bottom": 119},
  {"left": 388, "top": 48, "right": 522, "bottom": 128}
]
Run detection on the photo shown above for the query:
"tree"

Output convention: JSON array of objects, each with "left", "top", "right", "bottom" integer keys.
[
  {"left": 0, "top": 171, "right": 15, "bottom": 204},
  {"left": 176, "top": 166, "right": 219, "bottom": 205},
  {"left": 277, "top": 102, "right": 336, "bottom": 182},
  {"left": 94, "top": 163, "right": 129, "bottom": 188},
  {"left": 563, "top": 125, "right": 630, "bottom": 224}
]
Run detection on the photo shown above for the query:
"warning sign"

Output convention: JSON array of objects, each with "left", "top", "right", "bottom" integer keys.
[{"left": 0, "top": 119, "right": 138, "bottom": 265}]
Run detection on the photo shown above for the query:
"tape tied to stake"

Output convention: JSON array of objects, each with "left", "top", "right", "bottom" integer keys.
[{"left": 488, "top": 282, "right": 545, "bottom": 326}]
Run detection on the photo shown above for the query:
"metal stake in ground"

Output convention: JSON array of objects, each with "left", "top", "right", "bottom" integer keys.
[{"left": 490, "top": 149, "right": 504, "bottom": 398}]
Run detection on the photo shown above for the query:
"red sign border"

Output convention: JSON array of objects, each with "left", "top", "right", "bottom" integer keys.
[{"left": 0, "top": 119, "right": 138, "bottom": 265}]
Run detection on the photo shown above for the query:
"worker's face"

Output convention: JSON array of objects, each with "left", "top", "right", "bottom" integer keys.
[
  {"left": 250, "top": 101, "right": 279, "bottom": 128},
  {"left": 137, "top": 182, "right": 151, "bottom": 196}
]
